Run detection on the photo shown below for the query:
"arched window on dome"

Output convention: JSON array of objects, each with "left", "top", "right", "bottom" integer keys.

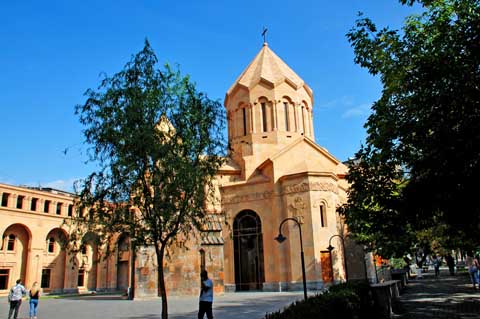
[
  {"left": 237, "top": 103, "right": 248, "bottom": 137},
  {"left": 261, "top": 102, "right": 267, "bottom": 132},
  {"left": 284, "top": 102, "right": 290, "bottom": 131},
  {"left": 282, "top": 97, "right": 293, "bottom": 132}
]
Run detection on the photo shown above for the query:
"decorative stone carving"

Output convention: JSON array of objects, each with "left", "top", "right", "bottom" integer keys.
[
  {"left": 221, "top": 191, "right": 273, "bottom": 204},
  {"left": 288, "top": 196, "right": 305, "bottom": 224},
  {"left": 282, "top": 181, "right": 338, "bottom": 195}
]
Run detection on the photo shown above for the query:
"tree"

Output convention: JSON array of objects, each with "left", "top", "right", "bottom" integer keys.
[
  {"left": 341, "top": 0, "right": 480, "bottom": 257},
  {"left": 73, "top": 40, "right": 226, "bottom": 319}
]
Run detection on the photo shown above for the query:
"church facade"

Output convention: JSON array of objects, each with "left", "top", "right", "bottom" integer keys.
[{"left": 0, "top": 44, "right": 367, "bottom": 297}]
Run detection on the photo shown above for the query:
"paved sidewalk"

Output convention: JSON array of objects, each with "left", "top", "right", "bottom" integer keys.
[
  {"left": 0, "top": 291, "right": 303, "bottom": 319},
  {"left": 394, "top": 268, "right": 480, "bottom": 318}
]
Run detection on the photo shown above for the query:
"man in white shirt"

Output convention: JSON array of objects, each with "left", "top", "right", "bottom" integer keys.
[
  {"left": 8, "top": 279, "right": 26, "bottom": 319},
  {"left": 198, "top": 270, "right": 213, "bottom": 319}
]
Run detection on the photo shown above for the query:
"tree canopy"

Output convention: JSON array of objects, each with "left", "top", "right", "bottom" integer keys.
[
  {"left": 72, "top": 40, "right": 226, "bottom": 319},
  {"left": 341, "top": 0, "right": 480, "bottom": 257}
]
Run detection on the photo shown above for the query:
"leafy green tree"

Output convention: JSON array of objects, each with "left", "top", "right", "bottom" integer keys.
[
  {"left": 73, "top": 40, "right": 226, "bottom": 319},
  {"left": 341, "top": 0, "right": 480, "bottom": 257}
]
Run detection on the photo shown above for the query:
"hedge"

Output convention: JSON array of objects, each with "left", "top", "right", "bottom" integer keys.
[{"left": 264, "top": 282, "right": 383, "bottom": 319}]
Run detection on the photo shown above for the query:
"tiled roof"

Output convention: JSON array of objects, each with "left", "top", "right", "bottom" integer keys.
[
  {"left": 201, "top": 233, "right": 224, "bottom": 245},
  {"left": 226, "top": 43, "right": 311, "bottom": 96},
  {"left": 200, "top": 215, "right": 223, "bottom": 232}
]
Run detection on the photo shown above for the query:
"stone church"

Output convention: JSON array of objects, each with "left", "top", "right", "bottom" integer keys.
[{"left": 0, "top": 43, "right": 367, "bottom": 297}]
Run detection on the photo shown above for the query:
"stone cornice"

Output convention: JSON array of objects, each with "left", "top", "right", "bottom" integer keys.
[
  {"left": 281, "top": 181, "right": 339, "bottom": 195},
  {"left": 278, "top": 171, "right": 339, "bottom": 182}
]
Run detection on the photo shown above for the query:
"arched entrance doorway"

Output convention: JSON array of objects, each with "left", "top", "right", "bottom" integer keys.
[
  {"left": 233, "top": 210, "right": 265, "bottom": 291},
  {"left": 116, "top": 234, "right": 130, "bottom": 291}
]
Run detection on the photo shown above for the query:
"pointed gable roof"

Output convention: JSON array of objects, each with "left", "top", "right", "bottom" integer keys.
[{"left": 226, "top": 43, "right": 313, "bottom": 99}]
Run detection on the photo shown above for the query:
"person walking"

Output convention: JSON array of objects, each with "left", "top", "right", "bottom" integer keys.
[
  {"left": 432, "top": 255, "right": 441, "bottom": 278},
  {"left": 474, "top": 255, "right": 480, "bottom": 289},
  {"left": 29, "top": 281, "right": 40, "bottom": 319},
  {"left": 8, "top": 279, "right": 26, "bottom": 319},
  {"left": 466, "top": 252, "right": 478, "bottom": 289},
  {"left": 198, "top": 270, "right": 213, "bottom": 319},
  {"left": 445, "top": 253, "right": 455, "bottom": 275}
]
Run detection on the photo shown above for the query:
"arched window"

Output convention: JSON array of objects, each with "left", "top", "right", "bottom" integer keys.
[
  {"left": 320, "top": 205, "right": 327, "bottom": 227},
  {"left": 48, "top": 237, "right": 55, "bottom": 253},
  {"left": 283, "top": 102, "right": 290, "bottom": 131},
  {"left": 242, "top": 108, "right": 247, "bottom": 136},
  {"left": 7, "top": 234, "right": 15, "bottom": 251},
  {"left": 261, "top": 102, "right": 268, "bottom": 132},
  {"left": 301, "top": 105, "right": 306, "bottom": 134}
]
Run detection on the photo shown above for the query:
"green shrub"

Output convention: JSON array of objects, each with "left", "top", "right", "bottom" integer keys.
[
  {"left": 265, "top": 282, "right": 380, "bottom": 319},
  {"left": 389, "top": 258, "right": 407, "bottom": 270}
]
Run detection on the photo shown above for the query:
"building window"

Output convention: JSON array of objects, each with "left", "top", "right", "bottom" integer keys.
[
  {"left": 68, "top": 204, "right": 73, "bottom": 217},
  {"left": 284, "top": 102, "right": 290, "bottom": 131},
  {"left": 242, "top": 108, "right": 247, "bottom": 136},
  {"left": 48, "top": 237, "right": 55, "bottom": 253},
  {"left": 31, "top": 198, "right": 38, "bottom": 211},
  {"left": 0, "top": 269, "right": 9, "bottom": 289},
  {"left": 77, "top": 269, "right": 85, "bottom": 287},
  {"left": 320, "top": 205, "right": 327, "bottom": 227},
  {"left": 81, "top": 245, "right": 87, "bottom": 255},
  {"left": 44, "top": 200, "right": 50, "bottom": 213},
  {"left": 7, "top": 235, "right": 15, "bottom": 251},
  {"left": 261, "top": 102, "right": 267, "bottom": 132},
  {"left": 1, "top": 193, "right": 10, "bottom": 207},
  {"left": 16, "top": 195, "right": 24, "bottom": 209},
  {"left": 301, "top": 106, "right": 306, "bottom": 134},
  {"left": 56, "top": 203, "right": 62, "bottom": 215},
  {"left": 41, "top": 269, "right": 51, "bottom": 288}
]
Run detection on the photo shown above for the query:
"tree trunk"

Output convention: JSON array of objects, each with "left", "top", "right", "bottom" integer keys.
[{"left": 155, "top": 243, "right": 168, "bottom": 319}]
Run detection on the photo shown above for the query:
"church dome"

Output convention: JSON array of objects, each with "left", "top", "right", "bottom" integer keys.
[{"left": 225, "top": 43, "right": 313, "bottom": 105}]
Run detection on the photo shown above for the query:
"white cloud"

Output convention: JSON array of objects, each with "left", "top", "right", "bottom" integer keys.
[
  {"left": 42, "top": 178, "right": 79, "bottom": 192},
  {"left": 318, "top": 96, "right": 355, "bottom": 109},
  {"left": 342, "top": 103, "right": 371, "bottom": 119}
]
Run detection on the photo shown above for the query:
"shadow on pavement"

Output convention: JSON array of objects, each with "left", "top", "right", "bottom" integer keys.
[
  {"left": 123, "top": 295, "right": 297, "bottom": 319},
  {"left": 393, "top": 271, "right": 480, "bottom": 318}
]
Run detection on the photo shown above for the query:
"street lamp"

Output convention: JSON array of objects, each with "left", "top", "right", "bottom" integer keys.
[
  {"left": 326, "top": 234, "right": 348, "bottom": 282},
  {"left": 274, "top": 217, "right": 307, "bottom": 300}
]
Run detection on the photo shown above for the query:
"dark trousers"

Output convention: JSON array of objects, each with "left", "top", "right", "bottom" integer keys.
[
  {"left": 8, "top": 300, "right": 22, "bottom": 319},
  {"left": 198, "top": 301, "right": 213, "bottom": 319}
]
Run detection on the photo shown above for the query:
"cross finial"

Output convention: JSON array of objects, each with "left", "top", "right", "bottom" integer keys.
[{"left": 262, "top": 27, "right": 268, "bottom": 44}]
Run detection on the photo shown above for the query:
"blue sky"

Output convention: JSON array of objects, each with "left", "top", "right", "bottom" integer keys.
[{"left": 0, "top": 1, "right": 419, "bottom": 192}]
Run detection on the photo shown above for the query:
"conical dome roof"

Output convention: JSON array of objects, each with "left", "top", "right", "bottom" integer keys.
[{"left": 226, "top": 43, "right": 312, "bottom": 101}]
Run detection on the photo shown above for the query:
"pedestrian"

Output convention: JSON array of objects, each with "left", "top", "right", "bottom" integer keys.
[
  {"left": 466, "top": 252, "right": 478, "bottom": 289},
  {"left": 445, "top": 253, "right": 455, "bottom": 275},
  {"left": 432, "top": 255, "right": 441, "bottom": 278},
  {"left": 198, "top": 270, "right": 213, "bottom": 319},
  {"left": 474, "top": 255, "right": 480, "bottom": 289},
  {"left": 8, "top": 279, "right": 26, "bottom": 319},
  {"left": 29, "top": 281, "right": 40, "bottom": 319}
]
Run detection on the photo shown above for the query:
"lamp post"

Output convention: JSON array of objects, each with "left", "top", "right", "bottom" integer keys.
[
  {"left": 274, "top": 217, "right": 307, "bottom": 300},
  {"left": 326, "top": 234, "right": 348, "bottom": 282}
]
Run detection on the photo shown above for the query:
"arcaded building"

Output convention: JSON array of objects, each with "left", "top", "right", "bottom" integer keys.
[{"left": 0, "top": 43, "right": 366, "bottom": 297}]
